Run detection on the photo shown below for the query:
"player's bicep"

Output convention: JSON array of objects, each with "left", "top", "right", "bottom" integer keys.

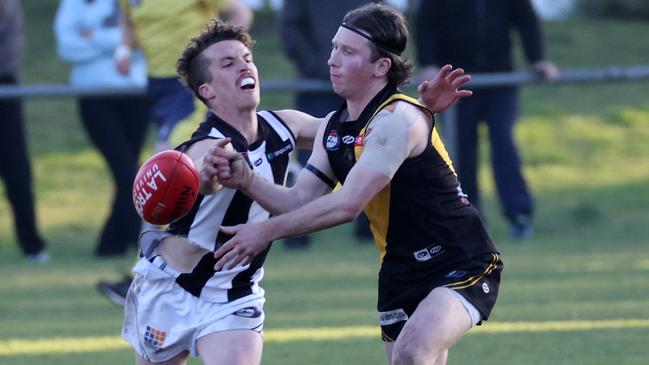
[
  {"left": 291, "top": 119, "right": 338, "bottom": 201},
  {"left": 356, "top": 112, "right": 415, "bottom": 179}
]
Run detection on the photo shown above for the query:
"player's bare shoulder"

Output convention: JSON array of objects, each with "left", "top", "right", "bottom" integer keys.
[
  {"left": 366, "top": 101, "right": 430, "bottom": 158},
  {"left": 274, "top": 109, "right": 329, "bottom": 148}
]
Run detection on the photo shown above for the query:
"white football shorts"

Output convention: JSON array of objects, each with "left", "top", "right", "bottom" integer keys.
[{"left": 122, "top": 257, "right": 265, "bottom": 363}]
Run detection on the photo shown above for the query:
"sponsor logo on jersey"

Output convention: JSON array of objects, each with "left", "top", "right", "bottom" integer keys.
[
  {"left": 379, "top": 308, "right": 409, "bottom": 326},
  {"left": 266, "top": 141, "right": 294, "bottom": 161},
  {"left": 326, "top": 131, "right": 339, "bottom": 150},
  {"left": 413, "top": 244, "right": 444, "bottom": 262},
  {"left": 234, "top": 306, "right": 262, "bottom": 318},
  {"left": 355, "top": 135, "right": 364, "bottom": 146},
  {"left": 253, "top": 158, "right": 263, "bottom": 167},
  {"left": 342, "top": 135, "right": 355, "bottom": 144},
  {"left": 482, "top": 282, "right": 490, "bottom": 293},
  {"left": 143, "top": 325, "right": 166, "bottom": 350}
]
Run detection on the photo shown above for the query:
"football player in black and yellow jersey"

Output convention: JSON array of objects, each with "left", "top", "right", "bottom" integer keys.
[{"left": 209, "top": 4, "right": 501, "bottom": 364}]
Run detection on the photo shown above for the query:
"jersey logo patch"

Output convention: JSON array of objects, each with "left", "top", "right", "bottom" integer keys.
[
  {"left": 355, "top": 135, "right": 364, "bottom": 146},
  {"left": 379, "top": 309, "right": 408, "bottom": 326},
  {"left": 341, "top": 135, "right": 355, "bottom": 144},
  {"left": 413, "top": 244, "right": 444, "bottom": 262},
  {"left": 266, "top": 140, "right": 293, "bottom": 161},
  {"left": 144, "top": 325, "right": 166, "bottom": 351},
  {"left": 326, "top": 131, "right": 339, "bottom": 150}
]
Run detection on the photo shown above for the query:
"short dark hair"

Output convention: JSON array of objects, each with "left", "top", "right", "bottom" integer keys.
[
  {"left": 177, "top": 20, "right": 254, "bottom": 104},
  {"left": 342, "top": 3, "right": 413, "bottom": 86}
]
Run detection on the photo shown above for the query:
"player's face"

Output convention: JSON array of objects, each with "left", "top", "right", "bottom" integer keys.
[
  {"left": 201, "top": 40, "right": 260, "bottom": 111},
  {"left": 328, "top": 27, "right": 378, "bottom": 99}
]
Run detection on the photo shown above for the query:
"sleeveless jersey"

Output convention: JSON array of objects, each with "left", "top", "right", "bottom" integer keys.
[
  {"left": 166, "top": 110, "right": 295, "bottom": 302},
  {"left": 323, "top": 85, "right": 498, "bottom": 287}
]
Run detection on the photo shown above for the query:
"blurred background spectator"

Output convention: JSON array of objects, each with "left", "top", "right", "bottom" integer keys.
[
  {"left": 116, "top": 0, "right": 253, "bottom": 152},
  {"left": 278, "top": 0, "right": 375, "bottom": 249},
  {"left": 0, "top": 0, "right": 49, "bottom": 263},
  {"left": 415, "top": 0, "right": 559, "bottom": 240},
  {"left": 54, "top": 0, "right": 151, "bottom": 257}
]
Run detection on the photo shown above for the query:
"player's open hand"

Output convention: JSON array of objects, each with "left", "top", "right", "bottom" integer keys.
[
  {"left": 418, "top": 64, "right": 473, "bottom": 113},
  {"left": 213, "top": 223, "right": 271, "bottom": 271}
]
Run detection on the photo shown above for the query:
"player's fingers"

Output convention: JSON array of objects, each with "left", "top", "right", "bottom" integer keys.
[
  {"left": 438, "top": 64, "right": 452, "bottom": 79},
  {"left": 452, "top": 74, "right": 472, "bottom": 88},
  {"left": 212, "top": 156, "right": 232, "bottom": 169},
  {"left": 223, "top": 252, "right": 245, "bottom": 271},
  {"left": 417, "top": 80, "right": 428, "bottom": 94},
  {"left": 446, "top": 68, "right": 465, "bottom": 81},
  {"left": 215, "top": 137, "right": 232, "bottom": 148},
  {"left": 217, "top": 170, "right": 232, "bottom": 181},
  {"left": 214, "top": 241, "right": 235, "bottom": 270},
  {"left": 222, "top": 249, "right": 237, "bottom": 269},
  {"left": 219, "top": 225, "right": 239, "bottom": 235},
  {"left": 239, "top": 255, "right": 252, "bottom": 267},
  {"left": 457, "top": 90, "right": 473, "bottom": 98}
]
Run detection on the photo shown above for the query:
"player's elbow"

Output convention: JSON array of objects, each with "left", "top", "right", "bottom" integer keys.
[{"left": 339, "top": 199, "right": 365, "bottom": 222}]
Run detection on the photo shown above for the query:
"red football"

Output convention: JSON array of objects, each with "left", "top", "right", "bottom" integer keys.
[{"left": 132, "top": 150, "right": 200, "bottom": 225}]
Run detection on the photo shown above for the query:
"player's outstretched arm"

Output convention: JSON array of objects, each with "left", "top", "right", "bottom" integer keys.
[
  {"left": 212, "top": 104, "right": 425, "bottom": 271},
  {"left": 204, "top": 121, "right": 334, "bottom": 215},
  {"left": 417, "top": 64, "right": 473, "bottom": 113}
]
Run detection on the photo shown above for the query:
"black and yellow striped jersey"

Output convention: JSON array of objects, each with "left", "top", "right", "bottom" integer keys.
[{"left": 323, "top": 85, "right": 498, "bottom": 286}]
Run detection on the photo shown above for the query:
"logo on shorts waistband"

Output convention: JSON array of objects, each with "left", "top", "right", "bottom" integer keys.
[
  {"left": 378, "top": 309, "right": 408, "bottom": 326},
  {"left": 234, "top": 306, "right": 262, "bottom": 318},
  {"left": 144, "top": 325, "right": 166, "bottom": 351}
]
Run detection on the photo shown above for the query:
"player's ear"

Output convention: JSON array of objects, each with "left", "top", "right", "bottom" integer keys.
[
  {"left": 198, "top": 83, "right": 214, "bottom": 100},
  {"left": 374, "top": 57, "right": 391, "bottom": 78}
]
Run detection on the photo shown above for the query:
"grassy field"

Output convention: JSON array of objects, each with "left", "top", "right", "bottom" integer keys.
[{"left": 1, "top": 1, "right": 649, "bottom": 364}]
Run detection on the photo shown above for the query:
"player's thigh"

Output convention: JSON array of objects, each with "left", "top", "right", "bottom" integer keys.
[
  {"left": 135, "top": 350, "right": 189, "bottom": 365},
  {"left": 396, "top": 287, "right": 472, "bottom": 354},
  {"left": 197, "top": 329, "right": 263, "bottom": 365}
]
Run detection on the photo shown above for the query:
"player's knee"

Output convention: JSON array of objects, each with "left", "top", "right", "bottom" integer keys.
[
  {"left": 392, "top": 336, "right": 447, "bottom": 365},
  {"left": 391, "top": 341, "right": 429, "bottom": 365}
]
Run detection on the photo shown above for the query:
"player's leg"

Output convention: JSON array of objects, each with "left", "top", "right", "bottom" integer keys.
[
  {"left": 390, "top": 287, "right": 473, "bottom": 365},
  {"left": 386, "top": 343, "right": 448, "bottom": 365},
  {"left": 196, "top": 330, "right": 263, "bottom": 365},
  {"left": 384, "top": 341, "right": 396, "bottom": 364},
  {"left": 135, "top": 350, "right": 189, "bottom": 365}
]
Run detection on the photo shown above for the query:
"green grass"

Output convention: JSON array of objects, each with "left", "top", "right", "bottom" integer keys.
[{"left": 1, "top": 2, "right": 649, "bottom": 364}]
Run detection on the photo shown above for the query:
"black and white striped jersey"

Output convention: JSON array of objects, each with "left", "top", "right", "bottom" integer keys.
[{"left": 166, "top": 110, "right": 295, "bottom": 302}]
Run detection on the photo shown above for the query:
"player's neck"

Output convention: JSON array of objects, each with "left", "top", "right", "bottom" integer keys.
[
  {"left": 213, "top": 107, "right": 259, "bottom": 144},
  {"left": 346, "top": 80, "right": 389, "bottom": 120}
]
